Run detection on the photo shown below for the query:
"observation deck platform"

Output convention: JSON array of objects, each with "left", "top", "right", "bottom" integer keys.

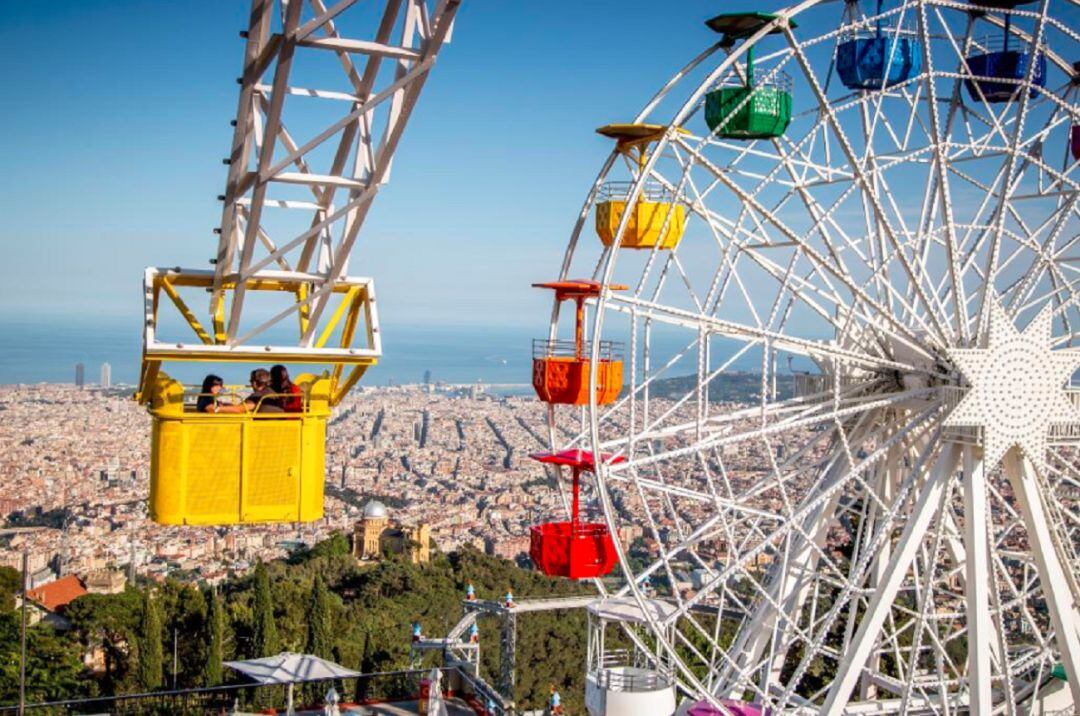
[{"left": 463, "top": 595, "right": 597, "bottom": 616}]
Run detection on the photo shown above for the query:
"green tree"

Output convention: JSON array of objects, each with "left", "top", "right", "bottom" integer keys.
[
  {"left": 158, "top": 579, "right": 207, "bottom": 689},
  {"left": 66, "top": 589, "right": 142, "bottom": 695},
  {"left": 252, "top": 561, "right": 279, "bottom": 657},
  {"left": 138, "top": 590, "right": 164, "bottom": 691},
  {"left": 205, "top": 588, "right": 224, "bottom": 686},
  {"left": 0, "top": 613, "right": 88, "bottom": 704},
  {"left": 0, "top": 567, "right": 19, "bottom": 612},
  {"left": 306, "top": 575, "right": 334, "bottom": 660},
  {"left": 302, "top": 574, "right": 336, "bottom": 702}
]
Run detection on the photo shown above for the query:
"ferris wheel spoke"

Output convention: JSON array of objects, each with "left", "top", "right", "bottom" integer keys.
[
  {"left": 1005, "top": 194, "right": 1080, "bottom": 314},
  {"left": 917, "top": 2, "right": 973, "bottom": 341},
  {"left": 676, "top": 136, "right": 945, "bottom": 350},
  {"left": 897, "top": 479, "right": 962, "bottom": 711},
  {"left": 582, "top": 329, "right": 761, "bottom": 447},
  {"left": 974, "top": 0, "right": 1052, "bottom": 334},
  {"left": 680, "top": 401, "right": 943, "bottom": 647},
  {"left": 815, "top": 442, "right": 959, "bottom": 715},
  {"left": 784, "top": 26, "right": 954, "bottom": 344},
  {"left": 1002, "top": 451, "right": 1080, "bottom": 707},
  {"left": 606, "top": 293, "right": 938, "bottom": 377},
  {"left": 958, "top": 447, "right": 994, "bottom": 715},
  {"left": 779, "top": 437, "right": 950, "bottom": 706},
  {"left": 685, "top": 134, "right": 893, "bottom": 313},
  {"left": 665, "top": 154, "right": 857, "bottom": 329},
  {"left": 718, "top": 414, "right": 883, "bottom": 695},
  {"left": 681, "top": 197, "right": 853, "bottom": 328},
  {"left": 743, "top": 424, "right": 946, "bottom": 706},
  {"left": 606, "top": 385, "right": 924, "bottom": 470}
]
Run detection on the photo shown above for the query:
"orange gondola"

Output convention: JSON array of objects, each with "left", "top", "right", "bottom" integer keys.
[{"left": 532, "top": 280, "right": 625, "bottom": 406}]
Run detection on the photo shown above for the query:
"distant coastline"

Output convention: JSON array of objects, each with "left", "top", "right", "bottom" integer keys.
[{"left": 0, "top": 315, "right": 812, "bottom": 389}]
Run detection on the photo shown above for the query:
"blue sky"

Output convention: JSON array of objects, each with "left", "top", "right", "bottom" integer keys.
[{"left": 0, "top": 0, "right": 802, "bottom": 330}]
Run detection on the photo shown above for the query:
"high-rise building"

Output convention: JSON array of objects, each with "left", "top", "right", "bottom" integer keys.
[
  {"left": 75, "top": 363, "right": 85, "bottom": 389},
  {"left": 423, "top": 369, "right": 432, "bottom": 385},
  {"left": 100, "top": 362, "right": 112, "bottom": 389}
]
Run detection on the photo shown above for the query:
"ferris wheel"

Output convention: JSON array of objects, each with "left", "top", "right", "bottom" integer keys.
[{"left": 532, "top": 1, "right": 1080, "bottom": 713}]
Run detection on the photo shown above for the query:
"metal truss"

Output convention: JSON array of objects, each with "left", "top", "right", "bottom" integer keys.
[
  {"left": 138, "top": 0, "right": 458, "bottom": 399},
  {"left": 544, "top": 1, "right": 1080, "bottom": 713},
  {"left": 213, "top": 0, "right": 459, "bottom": 344}
]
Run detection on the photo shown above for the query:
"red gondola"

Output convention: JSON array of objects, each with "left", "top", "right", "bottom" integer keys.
[{"left": 529, "top": 450, "right": 625, "bottom": 580}]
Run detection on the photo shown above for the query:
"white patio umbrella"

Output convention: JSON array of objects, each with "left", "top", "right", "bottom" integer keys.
[{"left": 225, "top": 652, "right": 360, "bottom": 715}]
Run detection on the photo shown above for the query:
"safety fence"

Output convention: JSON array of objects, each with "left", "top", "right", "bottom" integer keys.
[{"left": 1, "top": 667, "right": 491, "bottom": 716}]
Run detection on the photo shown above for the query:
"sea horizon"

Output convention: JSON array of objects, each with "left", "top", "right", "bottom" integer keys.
[{"left": 0, "top": 314, "right": 804, "bottom": 389}]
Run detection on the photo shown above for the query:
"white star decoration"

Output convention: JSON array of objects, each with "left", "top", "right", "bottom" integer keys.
[{"left": 945, "top": 300, "right": 1080, "bottom": 470}]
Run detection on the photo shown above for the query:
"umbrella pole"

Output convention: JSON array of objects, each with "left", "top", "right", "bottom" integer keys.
[{"left": 287, "top": 682, "right": 294, "bottom": 715}]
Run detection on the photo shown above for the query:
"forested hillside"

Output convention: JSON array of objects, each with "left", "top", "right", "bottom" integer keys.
[{"left": 0, "top": 538, "right": 596, "bottom": 713}]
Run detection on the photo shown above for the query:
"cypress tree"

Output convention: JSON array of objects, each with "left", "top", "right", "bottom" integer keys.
[
  {"left": 251, "top": 561, "right": 279, "bottom": 657},
  {"left": 205, "top": 587, "right": 224, "bottom": 686},
  {"left": 138, "top": 590, "right": 163, "bottom": 690},
  {"left": 305, "top": 574, "right": 333, "bottom": 659},
  {"left": 304, "top": 574, "right": 335, "bottom": 702}
]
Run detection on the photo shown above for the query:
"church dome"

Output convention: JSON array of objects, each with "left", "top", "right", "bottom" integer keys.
[{"left": 363, "top": 500, "right": 388, "bottom": 519}]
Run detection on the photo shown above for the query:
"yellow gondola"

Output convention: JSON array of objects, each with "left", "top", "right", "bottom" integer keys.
[
  {"left": 146, "top": 373, "right": 330, "bottom": 525},
  {"left": 594, "top": 124, "right": 688, "bottom": 250},
  {"left": 136, "top": 268, "right": 380, "bottom": 526},
  {"left": 132, "top": 0, "right": 462, "bottom": 528}
]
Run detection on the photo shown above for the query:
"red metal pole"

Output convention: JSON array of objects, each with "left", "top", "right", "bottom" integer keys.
[{"left": 571, "top": 467, "right": 580, "bottom": 529}]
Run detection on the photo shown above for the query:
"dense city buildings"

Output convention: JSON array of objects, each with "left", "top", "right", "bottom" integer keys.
[
  {"left": 0, "top": 380, "right": 845, "bottom": 605},
  {"left": 0, "top": 382, "right": 583, "bottom": 588}
]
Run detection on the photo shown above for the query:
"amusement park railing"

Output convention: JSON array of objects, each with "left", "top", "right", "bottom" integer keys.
[
  {"left": 598, "top": 180, "right": 677, "bottom": 204},
  {"left": 533, "top": 338, "right": 624, "bottom": 362},
  {"left": 594, "top": 665, "right": 673, "bottom": 693},
  {"left": 0, "top": 667, "right": 478, "bottom": 716}
]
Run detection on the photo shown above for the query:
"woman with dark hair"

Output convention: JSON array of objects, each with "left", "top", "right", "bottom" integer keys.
[
  {"left": 270, "top": 364, "right": 303, "bottom": 413},
  {"left": 197, "top": 374, "right": 247, "bottom": 413},
  {"left": 196, "top": 374, "right": 224, "bottom": 412}
]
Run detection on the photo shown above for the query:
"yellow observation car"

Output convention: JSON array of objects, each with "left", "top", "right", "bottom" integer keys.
[
  {"left": 594, "top": 123, "right": 688, "bottom": 251},
  {"left": 146, "top": 374, "right": 330, "bottom": 525},
  {"left": 137, "top": 267, "right": 380, "bottom": 526}
]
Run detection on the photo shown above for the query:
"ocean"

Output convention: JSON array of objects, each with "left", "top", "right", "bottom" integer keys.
[
  {"left": 0, "top": 316, "right": 537, "bottom": 388},
  {"left": 0, "top": 315, "right": 795, "bottom": 389}
]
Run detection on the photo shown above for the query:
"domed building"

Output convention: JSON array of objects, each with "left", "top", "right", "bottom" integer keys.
[{"left": 351, "top": 500, "right": 431, "bottom": 564}]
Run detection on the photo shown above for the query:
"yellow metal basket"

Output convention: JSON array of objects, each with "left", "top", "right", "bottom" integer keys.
[{"left": 146, "top": 372, "right": 331, "bottom": 526}]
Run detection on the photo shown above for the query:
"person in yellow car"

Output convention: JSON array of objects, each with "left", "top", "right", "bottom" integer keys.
[
  {"left": 196, "top": 374, "right": 227, "bottom": 413},
  {"left": 246, "top": 368, "right": 283, "bottom": 413}
]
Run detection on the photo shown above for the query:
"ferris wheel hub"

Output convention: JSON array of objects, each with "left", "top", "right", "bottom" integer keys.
[{"left": 944, "top": 299, "right": 1080, "bottom": 469}]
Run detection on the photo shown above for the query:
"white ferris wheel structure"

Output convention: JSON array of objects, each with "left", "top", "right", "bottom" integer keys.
[{"left": 541, "top": 1, "right": 1080, "bottom": 714}]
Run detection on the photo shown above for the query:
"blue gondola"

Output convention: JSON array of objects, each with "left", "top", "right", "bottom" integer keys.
[
  {"left": 964, "top": 10, "right": 1046, "bottom": 103},
  {"left": 967, "top": 0, "right": 1036, "bottom": 8},
  {"left": 836, "top": 1, "right": 922, "bottom": 90}
]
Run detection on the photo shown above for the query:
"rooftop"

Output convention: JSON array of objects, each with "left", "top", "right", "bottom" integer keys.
[{"left": 26, "top": 574, "right": 88, "bottom": 613}]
